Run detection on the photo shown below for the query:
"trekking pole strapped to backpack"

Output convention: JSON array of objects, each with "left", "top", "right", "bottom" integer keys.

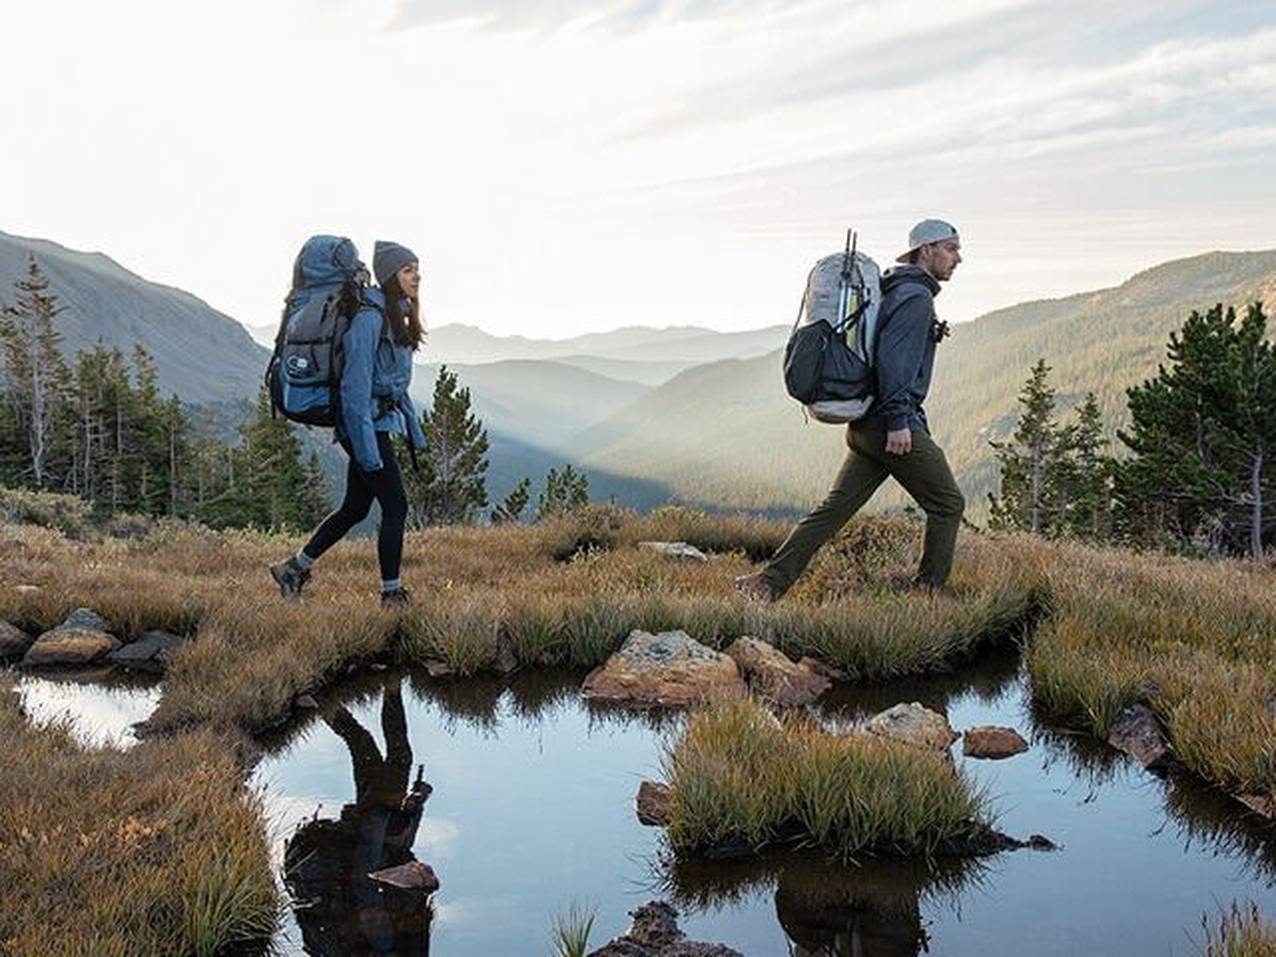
[{"left": 782, "top": 228, "right": 883, "bottom": 424}]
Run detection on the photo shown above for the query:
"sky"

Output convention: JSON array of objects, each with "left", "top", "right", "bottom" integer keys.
[{"left": 3, "top": 0, "right": 1275, "bottom": 338}]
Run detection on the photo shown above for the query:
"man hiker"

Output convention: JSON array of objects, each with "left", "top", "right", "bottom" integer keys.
[{"left": 736, "top": 219, "right": 965, "bottom": 602}]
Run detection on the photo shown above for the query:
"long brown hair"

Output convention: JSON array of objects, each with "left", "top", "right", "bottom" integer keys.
[{"left": 382, "top": 275, "right": 425, "bottom": 351}]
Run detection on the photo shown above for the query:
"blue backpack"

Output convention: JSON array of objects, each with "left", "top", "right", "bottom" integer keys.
[{"left": 266, "top": 236, "right": 380, "bottom": 427}]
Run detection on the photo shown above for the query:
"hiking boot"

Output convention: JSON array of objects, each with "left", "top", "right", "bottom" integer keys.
[
  {"left": 734, "top": 572, "right": 776, "bottom": 605},
  {"left": 381, "top": 586, "right": 412, "bottom": 608},
  {"left": 270, "top": 557, "right": 311, "bottom": 599}
]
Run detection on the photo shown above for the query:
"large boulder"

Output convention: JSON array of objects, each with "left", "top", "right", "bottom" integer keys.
[
  {"left": 105, "top": 629, "right": 188, "bottom": 672},
  {"left": 725, "top": 636, "right": 830, "bottom": 707},
  {"left": 582, "top": 630, "right": 744, "bottom": 707},
  {"left": 589, "top": 901, "right": 742, "bottom": 957},
  {"left": 23, "top": 608, "right": 119, "bottom": 666},
  {"left": 637, "top": 541, "right": 710, "bottom": 563},
  {"left": 1107, "top": 704, "right": 1171, "bottom": 770},
  {"left": 962, "top": 725, "right": 1030, "bottom": 760},
  {"left": 865, "top": 702, "right": 958, "bottom": 752},
  {"left": 0, "top": 621, "right": 33, "bottom": 659}
]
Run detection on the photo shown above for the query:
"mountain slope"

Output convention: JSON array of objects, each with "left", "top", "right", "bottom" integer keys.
[
  {"left": 412, "top": 359, "right": 651, "bottom": 453},
  {"left": 0, "top": 230, "right": 267, "bottom": 403},
  {"left": 578, "top": 250, "right": 1276, "bottom": 516}
]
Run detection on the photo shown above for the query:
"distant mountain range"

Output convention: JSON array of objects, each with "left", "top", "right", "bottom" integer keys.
[
  {"left": 8, "top": 227, "right": 1275, "bottom": 518},
  {"left": 0, "top": 230, "right": 267, "bottom": 404}
]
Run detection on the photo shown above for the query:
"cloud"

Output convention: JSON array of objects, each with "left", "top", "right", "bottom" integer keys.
[{"left": 386, "top": 0, "right": 794, "bottom": 33}]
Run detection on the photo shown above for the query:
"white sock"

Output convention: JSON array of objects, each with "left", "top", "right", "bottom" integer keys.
[
  {"left": 294, "top": 550, "right": 315, "bottom": 570},
  {"left": 381, "top": 578, "right": 402, "bottom": 593}
]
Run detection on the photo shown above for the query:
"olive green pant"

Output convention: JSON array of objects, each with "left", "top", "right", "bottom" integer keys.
[{"left": 761, "top": 426, "right": 965, "bottom": 596}]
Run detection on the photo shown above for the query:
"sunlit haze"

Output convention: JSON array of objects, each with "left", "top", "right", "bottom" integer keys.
[{"left": 4, "top": 0, "right": 1274, "bottom": 337}]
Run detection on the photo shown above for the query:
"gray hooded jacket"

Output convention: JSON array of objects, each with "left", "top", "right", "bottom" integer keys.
[{"left": 865, "top": 265, "right": 943, "bottom": 434}]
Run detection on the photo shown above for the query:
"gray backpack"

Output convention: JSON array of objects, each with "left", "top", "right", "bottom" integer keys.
[{"left": 782, "top": 231, "right": 883, "bottom": 423}]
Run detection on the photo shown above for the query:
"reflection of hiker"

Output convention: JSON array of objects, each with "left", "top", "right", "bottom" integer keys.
[
  {"left": 285, "top": 680, "right": 434, "bottom": 956},
  {"left": 737, "top": 220, "right": 965, "bottom": 601},
  {"left": 271, "top": 239, "right": 427, "bottom": 607}
]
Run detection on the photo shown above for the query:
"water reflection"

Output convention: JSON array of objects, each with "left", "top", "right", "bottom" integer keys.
[
  {"left": 284, "top": 678, "right": 435, "bottom": 956},
  {"left": 660, "top": 850, "right": 986, "bottom": 956}
]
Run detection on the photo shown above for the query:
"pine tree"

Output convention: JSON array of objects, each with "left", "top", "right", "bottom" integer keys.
[
  {"left": 491, "top": 476, "right": 530, "bottom": 524},
  {"left": 1061, "top": 392, "right": 1114, "bottom": 540},
  {"left": 537, "top": 464, "right": 589, "bottom": 520},
  {"left": 1116, "top": 303, "right": 1276, "bottom": 557},
  {"left": 1, "top": 255, "right": 72, "bottom": 487},
  {"left": 236, "top": 385, "right": 317, "bottom": 530},
  {"left": 404, "top": 366, "right": 489, "bottom": 527},
  {"left": 988, "top": 360, "right": 1064, "bottom": 534}
]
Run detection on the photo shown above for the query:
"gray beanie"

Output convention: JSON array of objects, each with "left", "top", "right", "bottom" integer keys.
[{"left": 372, "top": 240, "right": 418, "bottom": 287}]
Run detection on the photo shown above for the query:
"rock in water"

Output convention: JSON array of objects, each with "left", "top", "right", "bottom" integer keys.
[
  {"left": 635, "top": 780, "right": 672, "bottom": 826},
  {"left": 1107, "top": 704, "right": 1171, "bottom": 770},
  {"left": 0, "top": 621, "right": 34, "bottom": 659},
  {"left": 588, "top": 901, "right": 742, "bottom": 956},
  {"left": 865, "top": 702, "right": 958, "bottom": 752},
  {"left": 367, "top": 861, "right": 440, "bottom": 893},
  {"left": 23, "top": 608, "right": 119, "bottom": 666},
  {"left": 582, "top": 630, "right": 744, "bottom": 707},
  {"left": 725, "top": 636, "right": 830, "bottom": 706},
  {"left": 637, "top": 541, "right": 710, "bottom": 563},
  {"left": 962, "top": 725, "right": 1030, "bottom": 759}
]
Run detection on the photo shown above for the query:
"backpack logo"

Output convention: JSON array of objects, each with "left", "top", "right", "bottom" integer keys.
[{"left": 265, "top": 235, "right": 378, "bottom": 429}]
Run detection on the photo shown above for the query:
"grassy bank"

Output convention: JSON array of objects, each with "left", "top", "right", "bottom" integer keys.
[
  {"left": 661, "top": 696, "right": 990, "bottom": 858},
  {"left": 0, "top": 682, "right": 276, "bottom": 956},
  {"left": 1202, "top": 902, "right": 1276, "bottom": 956}
]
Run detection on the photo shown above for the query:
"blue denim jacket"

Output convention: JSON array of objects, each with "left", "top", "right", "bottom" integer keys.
[{"left": 336, "top": 287, "right": 427, "bottom": 471}]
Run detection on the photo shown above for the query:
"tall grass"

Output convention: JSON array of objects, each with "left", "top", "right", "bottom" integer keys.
[
  {"left": 662, "top": 697, "right": 990, "bottom": 859},
  {"left": 1200, "top": 902, "right": 1276, "bottom": 957},
  {"left": 549, "top": 900, "right": 597, "bottom": 957},
  {"left": 0, "top": 681, "right": 277, "bottom": 956}
]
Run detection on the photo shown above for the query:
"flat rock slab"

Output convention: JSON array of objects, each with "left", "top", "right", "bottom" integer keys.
[
  {"left": 1107, "top": 704, "right": 1170, "bottom": 770},
  {"left": 589, "top": 901, "right": 742, "bottom": 957},
  {"left": 962, "top": 725, "right": 1030, "bottom": 759},
  {"left": 865, "top": 702, "right": 958, "bottom": 752},
  {"left": 583, "top": 630, "right": 744, "bottom": 707},
  {"left": 725, "top": 636, "right": 830, "bottom": 707},
  {"left": 1236, "top": 793, "right": 1275, "bottom": 819},
  {"left": 637, "top": 541, "right": 710, "bottom": 563},
  {"left": 105, "top": 629, "right": 188, "bottom": 671},
  {"left": 368, "top": 861, "right": 439, "bottom": 893},
  {"left": 23, "top": 608, "right": 119, "bottom": 666},
  {"left": 0, "top": 621, "right": 33, "bottom": 659},
  {"left": 636, "top": 780, "right": 672, "bottom": 826}
]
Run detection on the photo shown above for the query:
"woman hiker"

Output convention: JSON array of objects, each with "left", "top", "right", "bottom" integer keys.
[{"left": 271, "top": 239, "right": 428, "bottom": 606}]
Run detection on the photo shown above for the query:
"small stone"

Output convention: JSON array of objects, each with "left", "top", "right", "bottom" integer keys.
[
  {"left": 865, "top": 702, "right": 958, "bottom": 752},
  {"left": 636, "top": 780, "right": 672, "bottom": 826},
  {"left": 14, "top": 584, "right": 41, "bottom": 595},
  {"left": 1236, "top": 793, "right": 1275, "bottom": 819},
  {"left": 368, "top": 861, "right": 439, "bottom": 893},
  {"left": 23, "top": 608, "right": 119, "bottom": 666},
  {"left": 582, "top": 630, "right": 745, "bottom": 707},
  {"left": 493, "top": 626, "right": 519, "bottom": 675},
  {"left": 106, "top": 630, "right": 187, "bottom": 671},
  {"left": 1108, "top": 704, "right": 1170, "bottom": 770},
  {"left": 0, "top": 621, "right": 34, "bottom": 659},
  {"left": 726, "top": 636, "right": 830, "bottom": 707},
  {"left": 1025, "top": 834, "right": 1058, "bottom": 851},
  {"left": 369, "top": 662, "right": 388, "bottom": 672},
  {"left": 423, "top": 659, "right": 454, "bottom": 678},
  {"left": 962, "top": 725, "right": 1030, "bottom": 760},
  {"left": 296, "top": 695, "right": 319, "bottom": 710},
  {"left": 637, "top": 541, "right": 710, "bottom": 563},
  {"left": 589, "top": 901, "right": 742, "bottom": 957}
]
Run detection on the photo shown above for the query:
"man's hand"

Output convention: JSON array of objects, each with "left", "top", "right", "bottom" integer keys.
[{"left": 885, "top": 428, "right": 912, "bottom": 456}]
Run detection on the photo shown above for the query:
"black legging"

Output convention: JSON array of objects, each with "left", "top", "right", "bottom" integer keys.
[{"left": 303, "top": 432, "right": 407, "bottom": 582}]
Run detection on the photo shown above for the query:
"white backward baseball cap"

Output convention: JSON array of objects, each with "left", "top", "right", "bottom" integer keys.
[{"left": 896, "top": 219, "right": 959, "bottom": 263}]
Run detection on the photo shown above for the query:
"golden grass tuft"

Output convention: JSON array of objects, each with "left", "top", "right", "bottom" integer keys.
[
  {"left": 662, "top": 696, "right": 989, "bottom": 859},
  {"left": 1201, "top": 902, "right": 1276, "bottom": 957},
  {"left": 0, "top": 682, "right": 277, "bottom": 956}
]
